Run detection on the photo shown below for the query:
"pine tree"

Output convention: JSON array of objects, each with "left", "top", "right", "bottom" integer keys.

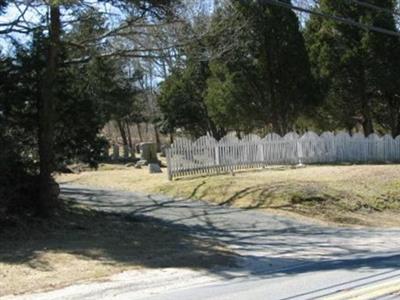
[
  {"left": 305, "top": 0, "right": 400, "bottom": 136},
  {"left": 206, "top": 0, "right": 315, "bottom": 135}
]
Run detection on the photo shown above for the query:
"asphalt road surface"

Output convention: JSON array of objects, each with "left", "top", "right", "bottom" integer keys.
[{"left": 4, "top": 185, "right": 400, "bottom": 300}]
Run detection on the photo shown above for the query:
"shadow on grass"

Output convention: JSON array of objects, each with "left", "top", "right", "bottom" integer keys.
[
  {"left": 171, "top": 165, "right": 294, "bottom": 182},
  {"left": 171, "top": 163, "right": 400, "bottom": 182},
  {"left": 183, "top": 179, "right": 392, "bottom": 226},
  {"left": 0, "top": 202, "right": 235, "bottom": 273}
]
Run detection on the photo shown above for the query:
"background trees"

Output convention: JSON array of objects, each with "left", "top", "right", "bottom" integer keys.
[
  {"left": 1, "top": 0, "right": 400, "bottom": 217},
  {"left": 0, "top": 0, "right": 178, "bottom": 215},
  {"left": 158, "top": 0, "right": 316, "bottom": 136},
  {"left": 157, "top": 0, "right": 400, "bottom": 138},
  {"left": 235, "top": 0, "right": 315, "bottom": 134},
  {"left": 305, "top": 0, "right": 400, "bottom": 135}
]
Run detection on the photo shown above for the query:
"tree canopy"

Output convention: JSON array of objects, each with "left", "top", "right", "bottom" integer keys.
[{"left": 1, "top": 0, "right": 400, "bottom": 217}]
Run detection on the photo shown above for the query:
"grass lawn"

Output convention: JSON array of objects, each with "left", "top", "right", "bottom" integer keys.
[
  {"left": 0, "top": 201, "right": 233, "bottom": 296},
  {"left": 58, "top": 164, "right": 400, "bottom": 227}
]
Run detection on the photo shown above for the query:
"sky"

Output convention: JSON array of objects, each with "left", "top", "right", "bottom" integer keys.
[
  {"left": 0, "top": 0, "right": 124, "bottom": 55},
  {"left": 1, "top": 0, "right": 398, "bottom": 56}
]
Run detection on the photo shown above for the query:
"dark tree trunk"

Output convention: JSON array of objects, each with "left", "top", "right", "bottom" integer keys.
[
  {"left": 362, "top": 107, "right": 374, "bottom": 136},
  {"left": 154, "top": 124, "right": 161, "bottom": 152},
  {"left": 117, "top": 120, "right": 128, "bottom": 146},
  {"left": 388, "top": 96, "right": 400, "bottom": 138},
  {"left": 38, "top": 4, "right": 61, "bottom": 216},
  {"left": 391, "top": 117, "right": 400, "bottom": 138},
  {"left": 126, "top": 120, "right": 135, "bottom": 158},
  {"left": 125, "top": 120, "right": 133, "bottom": 149},
  {"left": 362, "top": 119, "right": 373, "bottom": 136},
  {"left": 360, "top": 68, "right": 374, "bottom": 137},
  {"left": 347, "top": 124, "right": 353, "bottom": 135},
  {"left": 136, "top": 123, "right": 143, "bottom": 142},
  {"left": 395, "top": 123, "right": 400, "bottom": 138},
  {"left": 270, "top": 115, "right": 284, "bottom": 136}
]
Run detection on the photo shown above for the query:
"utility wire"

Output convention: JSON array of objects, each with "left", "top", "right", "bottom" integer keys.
[
  {"left": 255, "top": 0, "right": 400, "bottom": 37},
  {"left": 345, "top": 0, "right": 400, "bottom": 18}
]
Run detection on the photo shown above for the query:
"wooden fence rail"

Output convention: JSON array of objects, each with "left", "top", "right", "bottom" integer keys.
[{"left": 165, "top": 131, "right": 400, "bottom": 180}]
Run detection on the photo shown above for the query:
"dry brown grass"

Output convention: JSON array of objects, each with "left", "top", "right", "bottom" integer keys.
[
  {"left": 57, "top": 164, "right": 400, "bottom": 227},
  {"left": 58, "top": 163, "right": 170, "bottom": 192},
  {"left": 0, "top": 201, "right": 234, "bottom": 296}
]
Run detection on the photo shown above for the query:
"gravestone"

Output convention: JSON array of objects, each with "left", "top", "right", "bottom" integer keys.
[
  {"left": 130, "top": 146, "right": 136, "bottom": 159},
  {"left": 160, "top": 144, "right": 167, "bottom": 157},
  {"left": 140, "top": 142, "right": 158, "bottom": 164},
  {"left": 149, "top": 163, "right": 162, "bottom": 173},
  {"left": 112, "top": 144, "right": 120, "bottom": 161},
  {"left": 123, "top": 145, "right": 130, "bottom": 160}
]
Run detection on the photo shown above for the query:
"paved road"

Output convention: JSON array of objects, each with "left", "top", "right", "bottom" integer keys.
[{"left": 6, "top": 185, "right": 400, "bottom": 300}]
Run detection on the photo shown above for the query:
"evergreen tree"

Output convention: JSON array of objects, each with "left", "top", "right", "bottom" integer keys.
[
  {"left": 206, "top": 0, "right": 316, "bottom": 135},
  {"left": 158, "top": 63, "right": 220, "bottom": 138},
  {"left": 0, "top": 9, "right": 141, "bottom": 214},
  {"left": 206, "top": 62, "right": 260, "bottom": 133},
  {"left": 204, "top": 6, "right": 263, "bottom": 133},
  {"left": 158, "top": 45, "right": 225, "bottom": 138},
  {"left": 305, "top": 0, "right": 400, "bottom": 135}
]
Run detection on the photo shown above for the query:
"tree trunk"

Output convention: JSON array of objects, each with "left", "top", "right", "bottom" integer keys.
[
  {"left": 347, "top": 124, "right": 354, "bottom": 135},
  {"left": 38, "top": 3, "right": 61, "bottom": 216},
  {"left": 125, "top": 120, "right": 135, "bottom": 158},
  {"left": 360, "top": 68, "right": 374, "bottom": 137},
  {"left": 362, "top": 112, "right": 374, "bottom": 136},
  {"left": 125, "top": 120, "right": 133, "bottom": 149},
  {"left": 391, "top": 117, "right": 400, "bottom": 138},
  {"left": 136, "top": 123, "right": 143, "bottom": 142},
  {"left": 270, "top": 115, "right": 283, "bottom": 136},
  {"left": 117, "top": 120, "right": 128, "bottom": 146},
  {"left": 154, "top": 124, "right": 161, "bottom": 152},
  {"left": 395, "top": 122, "right": 400, "bottom": 138},
  {"left": 388, "top": 96, "right": 400, "bottom": 138}
]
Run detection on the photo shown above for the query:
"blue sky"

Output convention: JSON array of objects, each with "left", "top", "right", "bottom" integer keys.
[{"left": 0, "top": 0, "right": 124, "bottom": 55}]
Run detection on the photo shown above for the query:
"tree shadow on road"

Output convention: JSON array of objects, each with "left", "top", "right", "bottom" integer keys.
[
  {"left": 2, "top": 185, "right": 400, "bottom": 296},
  {"left": 0, "top": 196, "right": 235, "bottom": 295}
]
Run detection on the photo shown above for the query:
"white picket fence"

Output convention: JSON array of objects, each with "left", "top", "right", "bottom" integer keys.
[{"left": 165, "top": 131, "right": 400, "bottom": 180}]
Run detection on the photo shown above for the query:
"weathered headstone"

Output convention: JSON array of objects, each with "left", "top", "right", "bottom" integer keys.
[
  {"left": 149, "top": 163, "right": 162, "bottom": 173},
  {"left": 102, "top": 145, "right": 110, "bottom": 161},
  {"left": 135, "top": 159, "right": 148, "bottom": 167},
  {"left": 140, "top": 143, "right": 158, "bottom": 163},
  {"left": 130, "top": 146, "right": 136, "bottom": 159},
  {"left": 160, "top": 144, "right": 167, "bottom": 157},
  {"left": 123, "top": 145, "right": 130, "bottom": 160},
  {"left": 112, "top": 144, "right": 120, "bottom": 161}
]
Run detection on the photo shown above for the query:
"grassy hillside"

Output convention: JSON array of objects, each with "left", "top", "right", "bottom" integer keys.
[{"left": 57, "top": 164, "right": 400, "bottom": 227}]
